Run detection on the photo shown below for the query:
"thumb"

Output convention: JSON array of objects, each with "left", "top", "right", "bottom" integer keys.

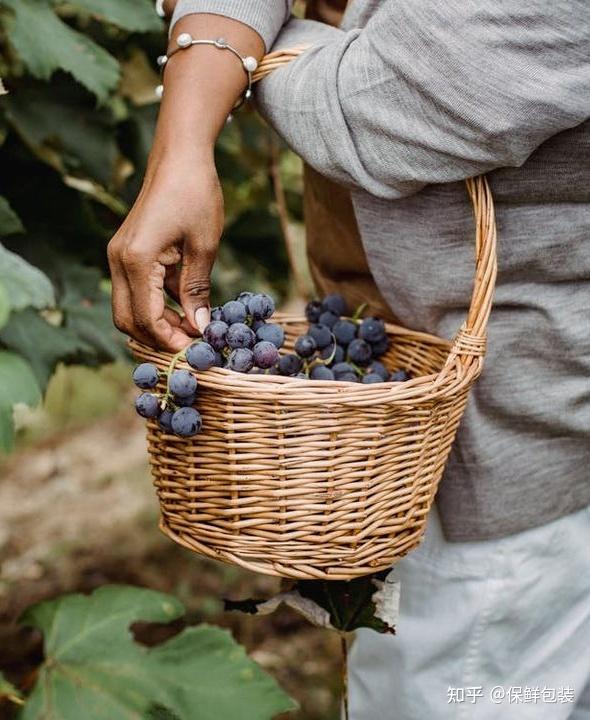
[{"left": 179, "top": 242, "right": 213, "bottom": 334}]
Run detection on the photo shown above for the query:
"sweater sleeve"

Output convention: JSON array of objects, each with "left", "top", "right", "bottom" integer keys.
[
  {"left": 255, "top": 0, "right": 590, "bottom": 199},
  {"left": 170, "top": 0, "right": 294, "bottom": 51}
]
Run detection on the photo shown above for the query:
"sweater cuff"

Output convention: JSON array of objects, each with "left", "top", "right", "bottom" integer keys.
[{"left": 170, "top": 0, "right": 292, "bottom": 52}]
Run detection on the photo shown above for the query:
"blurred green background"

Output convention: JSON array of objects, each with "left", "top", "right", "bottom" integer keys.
[{"left": 0, "top": 1, "right": 339, "bottom": 717}]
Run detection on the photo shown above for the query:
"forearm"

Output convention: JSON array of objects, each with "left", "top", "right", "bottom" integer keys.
[{"left": 146, "top": 13, "right": 264, "bottom": 179}]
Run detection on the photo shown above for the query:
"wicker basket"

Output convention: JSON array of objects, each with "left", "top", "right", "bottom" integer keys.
[{"left": 130, "top": 172, "right": 497, "bottom": 580}]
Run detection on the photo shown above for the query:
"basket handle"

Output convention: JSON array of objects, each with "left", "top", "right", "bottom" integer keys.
[{"left": 253, "top": 48, "right": 498, "bottom": 368}]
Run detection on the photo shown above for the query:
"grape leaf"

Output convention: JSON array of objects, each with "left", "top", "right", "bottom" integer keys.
[
  {"left": 0, "top": 670, "right": 23, "bottom": 705},
  {"left": 20, "top": 585, "right": 295, "bottom": 720},
  {"left": 0, "top": 282, "right": 9, "bottom": 330},
  {"left": 0, "top": 350, "right": 41, "bottom": 452},
  {"left": 0, "top": 244, "right": 55, "bottom": 312},
  {"left": 0, "top": 308, "right": 94, "bottom": 389},
  {"left": 59, "top": 0, "right": 163, "bottom": 33},
  {"left": 0, "top": 0, "right": 120, "bottom": 102},
  {"left": 0, "top": 196, "right": 24, "bottom": 236},
  {"left": 226, "top": 569, "right": 400, "bottom": 635}
]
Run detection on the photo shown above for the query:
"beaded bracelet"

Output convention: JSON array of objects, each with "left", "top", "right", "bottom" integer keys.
[
  {"left": 155, "top": 0, "right": 165, "bottom": 18},
  {"left": 155, "top": 34, "right": 259, "bottom": 119}
]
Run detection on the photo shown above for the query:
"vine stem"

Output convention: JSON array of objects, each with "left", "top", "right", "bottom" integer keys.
[
  {"left": 341, "top": 633, "right": 350, "bottom": 720},
  {"left": 162, "top": 345, "right": 191, "bottom": 408}
]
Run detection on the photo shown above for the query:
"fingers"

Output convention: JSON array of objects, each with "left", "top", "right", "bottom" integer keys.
[{"left": 179, "top": 240, "right": 215, "bottom": 334}]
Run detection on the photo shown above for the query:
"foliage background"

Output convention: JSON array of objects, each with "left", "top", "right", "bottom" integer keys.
[{"left": 0, "top": 2, "right": 342, "bottom": 718}]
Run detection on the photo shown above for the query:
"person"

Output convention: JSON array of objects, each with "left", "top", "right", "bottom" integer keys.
[{"left": 107, "top": 1, "right": 590, "bottom": 717}]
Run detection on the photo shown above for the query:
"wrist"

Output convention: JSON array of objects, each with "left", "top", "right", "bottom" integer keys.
[{"left": 143, "top": 146, "right": 217, "bottom": 192}]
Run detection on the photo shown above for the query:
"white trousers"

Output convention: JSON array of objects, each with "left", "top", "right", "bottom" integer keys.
[{"left": 348, "top": 503, "right": 590, "bottom": 719}]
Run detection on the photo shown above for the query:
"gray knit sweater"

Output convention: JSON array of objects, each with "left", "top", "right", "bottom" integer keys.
[{"left": 172, "top": 0, "right": 590, "bottom": 542}]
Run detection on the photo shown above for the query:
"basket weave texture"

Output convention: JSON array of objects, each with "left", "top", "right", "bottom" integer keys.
[{"left": 131, "top": 47, "right": 497, "bottom": 580}]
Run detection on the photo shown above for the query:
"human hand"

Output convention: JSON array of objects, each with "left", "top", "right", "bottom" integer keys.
[{"left": 107, "top": 155, "right": 223, "bottom": 351}]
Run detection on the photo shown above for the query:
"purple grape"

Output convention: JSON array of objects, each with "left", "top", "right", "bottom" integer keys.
[
  {"left": 236, "top": 291, "right": 254, "bottom": 311},
  {"left": 294, "top": 372, "right": 308, "bottom": 379},
  {"left": 278, "top": 354, "right": 302, "bottom": 375},
  {"left": 213, "top": 351, "right": 224, "bottom": 368},
  {"left": 332, "top": 362, "right": 358, "bottom": 380},
  {"left": 321, "top": 293, "right": 347, "bottom": 316},
  {"left": 348, "top": 338, "right": 373, "bottom": 366},
  {"left": 169, "top": 369, "right": 197, "bottom": 398},
  {"left": 210, "top": 306, "right": 224, "bottom": 321},
  {"left": 319, "top": 310, "right": 339, "bottom": 328},
  {"left": 255, "top": 322, "right": 284, "bottom": 349},
  {"left": 370, "top": 336, "right": 390, "bottom": 357},
  {"left": 249, "top": 293, "right": 275, "bottom": 320},
  {"left": 367, "top": 361, "right": 389, "bottom": 381},
  {"left": 320, "top": 343, "right": 345, "bottom": 365},
  {"left": 203, "top": 320, "right": 229, "bottom": 351},
  {"left": 362, "top": 374, "right": 385, "bottom": 384},
  {"left": 158, "top": 407, "right": 174, "bottom": 431},
  {"left": 171, "top": 407, "right": 202, "bottom": 437},
  {"left": 294, "top": 334, "right": 317, "bottom": 358},
  {"left": 186, "top": 342, "right": 216, "bottom": 371},
  {"left": 253, "top": 341, "right": 280, "bottom": 369},
  {"left": 305, "top": 300, "right": 322, "bottom": 323},
  {"left": 227, "top": 348, "right": 255, "bottom": 373},
  {"left": 332, "top": 319, "right": 357, "bottom": 346},
  {"left": 308, "top": 323, "right": 332, "bottom": 350},
  {"left": 359, "top": 317, "right": 386, "bottom": 343},
  {"left": 174, "top": 392, "right": 196, "bottom": 407},
  {"left": 339, "top": 372, "right": 359, "bottom": 382},
  {"left": 310, "top": 365, "right": 335, "bottom": 380},
  {"left": 227, "top": 322, "right": 256, "bottom": 349},
  {"left": 250, "top": 318, "right": 266, "bottom": 332},
  {"left": 135, "top": 393, "right": 160, "bottom": 418},
  {"left": 132, "top": 363, "right": 159, "bottom": 390},
  {"left": 390, "top": 369, "right": 411, "bottom": 382},
  {"left": 222, "top": 300, "right": 247, "bottom": 325}
]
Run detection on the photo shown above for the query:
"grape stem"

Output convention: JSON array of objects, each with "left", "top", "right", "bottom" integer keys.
[
  {"left": 352, "top": 303, "right": 368, "bottom": 321},
  {"left": 162, "top": 344, "right": 191, "bottom": 406},
  {"left": 307, "top": 332, "right": 338, "bottom": 371}
]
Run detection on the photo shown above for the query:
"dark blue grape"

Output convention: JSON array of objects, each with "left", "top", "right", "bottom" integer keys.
[
  {"left": 253, "top": 341, "right": 280, "bottom": 369},
  {"left": 210, "top": 306, "right": 224, "bottom": 321},
  {"left": 370, "top": 336, "right": 390, "bottom": 358},
  {"left": 249, "top": 293, "right": 275, "bottom": 320},
  {"left": 338, "top": 372, "right": 359, "bottom": 382},
  {"left": 310, "top": 365, "right": 335, "bottom": 381},
  {"left": 213, "top": 351, "right": 224, "bottom": 367},
  {"left": 222, "top": 300, "right": 247, "bottom": 325},
  {"left": 174, "top": 392, "right": 196, "bottom": 407},
  {"left": 135, "top": 393, "right": 161, "bottom": 418},
  {"left": 236, "top": 291, "right": 254, "bottom": 311},
  {"left": 169, "top": 369, "right": 197, "bottom": 398},
  {"left": 294, "top": 334, "right": 317, "bottom": 358},
  {"left": 132, "top": 363, "right": 159, "bottom": 389},
  {"left": 278, "top": 354, "right": 302, "bottom": 375},
  {"left": 308, "top": 323, "right": 332, "bottom": 350},
  {"left": 226, "top": 322, "right": 256, "bottom": 349},
  {"left": 203, "top": 320, "right": 229, "bottom": 351},
  {"left": 348, "top": 338, "right": 373, "bottom": 366},
  {"left": 158, "top": 407, "right": 174, "bottom": 431},
  {"left": 305, "top": 300, "right": 322, "bottom": 323},
  {"left": 171, "top": 407, "right": 203, "bottom": 437},
  {"left": 320, "top": 343, "right": 345, "bottom": 365},
  {"left": 332, "top": 319, "right": 357, "bottom": 346},
  {"left": 362, "top": 374, "right": 385, "bottom": 384},
  {"left": 367, "top": 361, "right": 389, "bottom": 381},
  {"left": 227, "top": 348, "right": 255, "bottom": 373},
  {"left": 294, "top": 372, "right": 308, "bottom": 379},
  {"left": 319, "top": 310, "right": 339, "bottom": 328},
  {"left": 359, "top": 317, "right": 386, "bottom": 343},
  {"left": 186, "top": 342, "right": 216, "bottom": 371},
  {"left": 390, "top": 369, "right": 411, "bottom": 382},
  {"left": 250, "top": 318, "right": 266, "bottom": 332},
  {"left": 332, "top": 362, "right": 358, "bottom": 380},
  {"left": 256, "top": 322, "right": 284, "bottom": 349},
  {"left": 321, "top": 293, "right": 347, "bottom": 316}
]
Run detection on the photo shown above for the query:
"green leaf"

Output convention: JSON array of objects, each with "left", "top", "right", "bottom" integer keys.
[
  {"left": 0, "top": 670, "right": 23, "bottom": 705},
  {"left": 1, "top": 0, "right": 120, "bottom": 102},
  {"left": 0, "top": 243, "right": 55, "bottom": 312},
  {"left": 0, "top": 308, "right": 94, "bottom": 389},
  {"left": 0, "top": 350, "right": 41, "bottom": 452},
  {"left": 20, "top": 585, "right": 295, "bottom": 720},
  {"left": 60, "top": 0, "right": 163, "bottom": 33},
  {"left": 0, "top": 282, "right": 9, "bottom": 329},
  {"left": 0, "top": 196, "right": 24, "bottom": 236}
]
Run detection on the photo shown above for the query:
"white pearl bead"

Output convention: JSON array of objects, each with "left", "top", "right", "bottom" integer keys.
[
  {"left": 156, "top": 54, "right": 168, "bottom": 67},
  {"left": 243, "top": 56, "right": 258, "bottom": 72},
  {"left": 214, "top": 37, "right": 228, "bottom": 48},
  {"left": 155, "top": 84, "right": 164, "bottom": 99},
  {"left": 245, "top": 88, "right": 252, "bottom": 100},
  {"left": 176, "top": 32, "right": 193, "bottom": 48}
]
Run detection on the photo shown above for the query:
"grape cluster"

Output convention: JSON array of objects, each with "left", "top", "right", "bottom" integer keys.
[{"left": 132, "top": 291, "right": 411, "bottom": 438}]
